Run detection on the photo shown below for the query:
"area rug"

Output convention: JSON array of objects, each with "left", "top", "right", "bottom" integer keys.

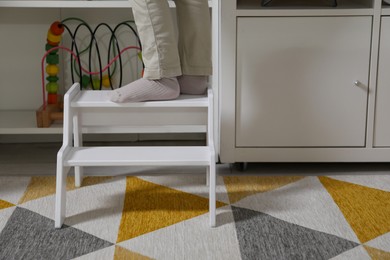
[{"left": 0, "top": 170, "right": 390, "bottom": 259}]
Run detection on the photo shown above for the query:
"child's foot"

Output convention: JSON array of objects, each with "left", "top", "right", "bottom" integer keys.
[
  {"left": 178, "top": 75, "right": 208, "bottom": 95},
  {"left": 110, "top": 77, "right": 180, "bottom": 102}
]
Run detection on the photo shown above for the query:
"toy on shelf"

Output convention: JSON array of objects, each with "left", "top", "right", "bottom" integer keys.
[
  {"left": 36, "top": 21, "right": 65, "bottom": 127},
  {"left": 46, "top": 21, "right": 64, "bottom": 104},
  {"left": 36, "top": 18, "right": 142, "bottom": 128}
]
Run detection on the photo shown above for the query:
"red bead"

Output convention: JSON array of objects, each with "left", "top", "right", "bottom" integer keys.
[
  {"left": 47, "top": 93, "right": 58, "bottom": 104},
  {"left": 50, "top": 21, "right": 65, "bottom": 36}
]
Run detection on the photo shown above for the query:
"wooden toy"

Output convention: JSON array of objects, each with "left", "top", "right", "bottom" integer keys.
[{"left": 36, "top": 98, "right": 63, "bottom": 127}]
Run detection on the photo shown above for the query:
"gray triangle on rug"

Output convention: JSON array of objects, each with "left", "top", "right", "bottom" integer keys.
[
  {"left": 0, "top": 207, "right": 113, "bottom": 259},
  {"left": 231, "top": 206, "right": 360, "bottom": 259}
]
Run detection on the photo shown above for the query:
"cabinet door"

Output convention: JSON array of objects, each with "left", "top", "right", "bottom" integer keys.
[
  {"left": 374, "top": 17, "right": 390, "bottom": 147},
  {"left": 236, "top": 17, "right": 371, "bottom": 147}
]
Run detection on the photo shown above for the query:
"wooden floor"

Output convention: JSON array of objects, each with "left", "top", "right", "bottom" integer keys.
[
  {"left": 0, "top": 142, "right": 60, "bottom": 176},
  {"left": 2, "top": 142, "right": 390, "bottom": 176}
]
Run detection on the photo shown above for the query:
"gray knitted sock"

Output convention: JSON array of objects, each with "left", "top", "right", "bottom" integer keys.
[
  {"left": 178, "top": 75, "right": 208, "bottom": 95},
  {"left": 110, "top": 77, "right": 180, "bottom": 102}
]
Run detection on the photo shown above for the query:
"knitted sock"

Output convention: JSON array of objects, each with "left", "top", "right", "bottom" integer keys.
[
  {"left": 110, "top": 77, "right": 180, "bottom": 103},
  {"left": 178, "top": 75, "right": 208, "bottom": 95}
]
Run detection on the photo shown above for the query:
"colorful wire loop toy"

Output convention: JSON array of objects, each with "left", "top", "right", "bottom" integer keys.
[
  {"left": 37, "top": 18, "right": 142, "bottom": 127},
  {"left": 45, "top": 21, "right": 65, "bottom": 105}
]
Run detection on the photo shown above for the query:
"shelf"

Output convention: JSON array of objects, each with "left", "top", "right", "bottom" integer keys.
[
  {"left": 236, "top": 8, "right": 373, "bottom": 15},
  {"left": 237, "top": 0, "right": 373, "bottom": 15},
  {"left": 0, "top": 1, "right": 131, "bottom": 8},
  {"left": 0, "top": 1, "right": 213, "bottom": 8},
  {"left": 382, "top": 5, "right": 390, "bottom": 15},
  {"left": 0, "top": 110, "right": 62, "bottom": 134}
]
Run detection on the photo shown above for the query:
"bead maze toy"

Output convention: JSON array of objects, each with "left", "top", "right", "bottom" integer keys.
[
  {"left": 36, "top": 18, "right": 142, "bottom": 127},
  {"left": 36, "top": 21, "right": 65, "bottom": 127}
]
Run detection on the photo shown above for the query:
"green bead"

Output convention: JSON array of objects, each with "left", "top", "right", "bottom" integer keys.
[
  {"left": 92, "top": 78, "right": 101, "bottom": 90},
  {"left": 46, "top": 76, "right": 59, "bottom": 82},
  {"left": 46, "top": 82, "right": 59, "bottom": 93},
  {"left": 81, "top": 75, "right": 90, "bottom": 89},
  {"left": 46, "top": 54, "right": 59, "bottom": 64},
  {"left": 45, "top": 43, "right": 59, "bottom": 54}
]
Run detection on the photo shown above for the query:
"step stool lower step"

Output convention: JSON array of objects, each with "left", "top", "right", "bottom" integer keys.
[{"left": 64, "top": 146, "right": 212, "bottom": 167}]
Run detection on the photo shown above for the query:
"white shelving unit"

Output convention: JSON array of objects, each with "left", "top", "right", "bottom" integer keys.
[
  {"left": 0, "top": 1, "right": 212, "bottom": 8},
  {"left": 0, "top": 111, "right": 62, "bottom": 134},
  {"left": 0, "top": 0, "right": 216, "bottom": 136},
  {"left": 219, "top": 0, "right": 390, "bottom": 162},
  {"left": 236, "top": 0, "right": 373, "bottom": 15},
  {"left": 0, "top": 1, "right": 132, "bottom": 8},
  {"left": 382, "top": 3, "right": 390, "bottom": 14}
]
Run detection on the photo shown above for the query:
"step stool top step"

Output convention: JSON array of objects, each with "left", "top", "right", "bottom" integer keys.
[
  {"left": 71, "top": 90, "right": 209, "bottom": 108},
  {"left": 64, "top": 146, "right": 212, "bottom": 166}
]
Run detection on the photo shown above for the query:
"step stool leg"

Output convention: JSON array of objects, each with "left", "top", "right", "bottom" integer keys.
[
  {"left": 74, "top": 114, "right": 83, "bottom": 188},
  {"left": 209, "top": 159, "right": 216, "bottom": 227},
  {"left": 55, "top": 163, "right": 69, "bottom": 228},
  {"left": 75, "top": 167, "right": 83, "bottom": 188},
  {"left": 206, "top": 169, "right": 210, "bottom": 187}
]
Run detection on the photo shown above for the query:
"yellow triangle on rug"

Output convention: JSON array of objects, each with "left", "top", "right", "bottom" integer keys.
[
  {"left": 18, "top": 176, "right": 113, "bottom": 204},
  {"left": 223, "top": 175, "right": 305, "bottom": 203},
  {"left": 117, "top": 177, "right": 226, "bottom": 243},
  {"left": 364, "top": 245, "right": 390, "bottom": 259},
  {"left": 0, "top": 199, "right": 14, "bottom": 210},
  {"left": 319, "top": 176, "right": 390, "bottom": 243},
  {"left": 114, "top": 245, "right": 152, "bottom": 260}
]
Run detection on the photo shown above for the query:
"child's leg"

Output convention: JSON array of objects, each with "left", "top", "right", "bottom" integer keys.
[
  {"left": 175, "top": 0, "right": 212, "bottom": 95},
  {"left": 111, "top": 0, "right": 181, "bottom": 102},
  {"left": 132, "top": 0, "right": 182, "bottom": 79}
]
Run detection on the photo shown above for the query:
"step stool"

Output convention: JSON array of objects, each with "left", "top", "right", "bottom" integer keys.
[{"left": 55, "top": 82, "right": 216, "bottom": 228}]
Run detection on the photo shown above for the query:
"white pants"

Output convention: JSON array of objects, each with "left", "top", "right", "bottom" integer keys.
[{"left": 132, "top": 0, "right": 212, "bottom": 79}]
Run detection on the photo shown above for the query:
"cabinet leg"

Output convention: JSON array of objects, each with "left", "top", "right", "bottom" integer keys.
[{"left": 236, "top": 162, "right": 248, "bottom": 172}]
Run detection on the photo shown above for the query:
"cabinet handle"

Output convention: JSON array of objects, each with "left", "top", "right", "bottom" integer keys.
[{"left": 354, "top": 80, "right": 361, "bottom": 87}]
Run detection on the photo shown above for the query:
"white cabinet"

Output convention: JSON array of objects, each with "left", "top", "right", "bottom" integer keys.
[
  {"left": 374, "top": 16, "right": 390, "bottom": 146},
  {"left": 236, "top": 17, "right": 371, "bottom": 147},
  {"left": 220, "top": 0, "right": 390, "bottom": 162}
]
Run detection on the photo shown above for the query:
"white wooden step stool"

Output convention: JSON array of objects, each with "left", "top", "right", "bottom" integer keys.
[{"left": 55, "top": 83, "right": 216, "bottom": 228}]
